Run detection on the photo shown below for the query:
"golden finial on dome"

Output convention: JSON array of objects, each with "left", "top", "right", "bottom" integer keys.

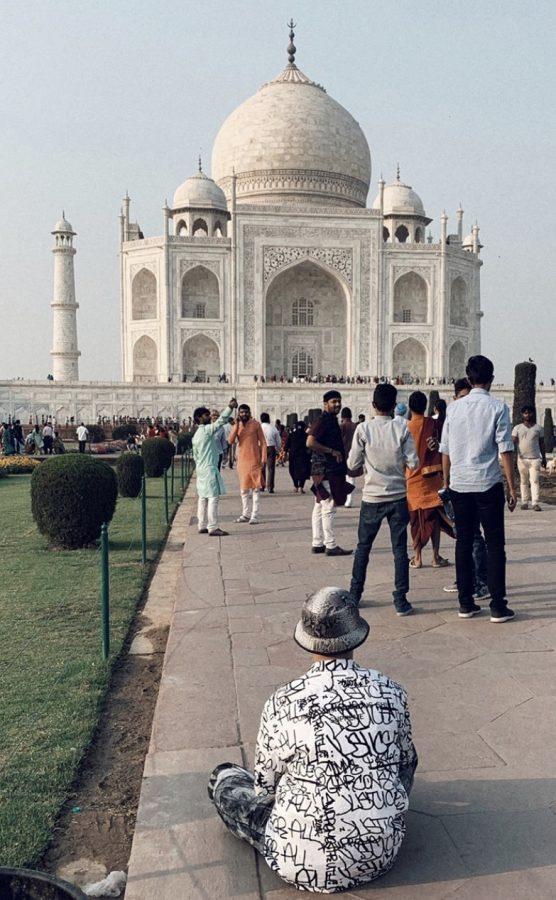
[{"left": 287, "top": 18, "right": 297, "bottom": 66}]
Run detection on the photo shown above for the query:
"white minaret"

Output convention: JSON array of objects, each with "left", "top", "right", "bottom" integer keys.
[{"left": 51, "top": 213, "right": 80, "bottom": 381}]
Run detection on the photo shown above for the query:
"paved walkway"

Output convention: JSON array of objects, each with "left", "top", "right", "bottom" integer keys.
[{"left": 125, "top": 468, "right": 556, "bottom": 899}]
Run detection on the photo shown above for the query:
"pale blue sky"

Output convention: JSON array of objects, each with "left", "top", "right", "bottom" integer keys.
[{"left": 1, "top": 0, "right": 555, "bottom": 382}]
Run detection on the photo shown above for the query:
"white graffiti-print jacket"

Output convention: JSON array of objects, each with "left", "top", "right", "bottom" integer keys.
[{"left": 254, "top": 658, "right": 417, "bottom": 893}]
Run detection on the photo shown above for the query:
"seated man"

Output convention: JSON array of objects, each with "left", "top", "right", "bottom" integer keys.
[{"left": 208, "top": 588, "right": 417, "bottom": 893}]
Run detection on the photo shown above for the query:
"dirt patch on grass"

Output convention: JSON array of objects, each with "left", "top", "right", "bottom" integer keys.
[{"left": 41, "top": 615, "right": 168, "bottom": 880}]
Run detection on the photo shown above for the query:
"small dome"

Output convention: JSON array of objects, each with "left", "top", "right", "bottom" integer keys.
[
  {"left": 463, "top": 231, "right": 483, "bottom": 251},
  {"left": 53, "top": 213, "right": 74, "bottom": 233},
  {"left": 373, "top": 176, "right": 426, "bottom": 217},
  {"left": 173, "top": 169, "right": 227, "bottom": 211}
]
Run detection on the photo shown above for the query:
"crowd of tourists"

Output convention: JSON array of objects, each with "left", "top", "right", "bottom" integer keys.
[{"left": 188, "top": 354, "right": 552, "bottom": 893}]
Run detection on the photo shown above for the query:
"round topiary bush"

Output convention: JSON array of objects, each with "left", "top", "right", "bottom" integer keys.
[
  {"left": 85, "top": 424, "right": 106, "bottom": 444},
  {"left": 141, "top": 436, "right": 175, "bottom": 477},
  {"left": 116, "top": 451, "right": 144, "bottom": 497},
  {"left": 31, "top": 455, "right": 118, "bottom": 549},
  {"left": 112, "top": 423, "right": 139, "bottom": 441},
  {"left": 177, "top": 431, "right": 193, "bottom": 454}
]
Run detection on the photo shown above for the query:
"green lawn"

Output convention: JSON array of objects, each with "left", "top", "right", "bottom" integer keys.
[{"left": 0, "top": 468, "right": 187, "bottom": 867}]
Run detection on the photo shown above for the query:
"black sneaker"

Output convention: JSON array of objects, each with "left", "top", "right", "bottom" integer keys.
[
  {"left": 458, "top": 603, "right": 482, "bottom": 619},
  {"left": 490, "top": 607, "right": 516, "bottom": 623},
  {"left": 395, "top": 600, "right": 414, "bottom": 617},
  {"left": 325, "top": 546, "right": 353, "bottom": 556},
  {"left": 312, "top": 545, "right": 326, "bottom": 554}
]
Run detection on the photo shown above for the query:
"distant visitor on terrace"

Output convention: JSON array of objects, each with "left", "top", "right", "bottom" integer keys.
[{"left": 208, "top": 586, "right": 418, "bottom": 893}]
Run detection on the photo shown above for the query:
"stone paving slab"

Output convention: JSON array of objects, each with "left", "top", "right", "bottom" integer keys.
[{"left": 126, "top": 469, "right": 556, "bottom": 899}]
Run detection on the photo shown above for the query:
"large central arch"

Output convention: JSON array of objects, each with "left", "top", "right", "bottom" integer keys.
[{"left": 265, "top": 260, "right": 348, "bottom": 378}]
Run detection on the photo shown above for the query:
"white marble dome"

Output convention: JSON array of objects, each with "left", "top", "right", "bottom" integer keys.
[
  {"left": 173, "top": 170, "right": 227, "bottom": 211},
  {"left": 373, "top": 177, "right": 426, "bottom": 217},
  {"left": 211, "top": 63, "right": 371, "bottom": 207},
  {"left": 53, "top": 214, "right": 74, "bottom": 233}
]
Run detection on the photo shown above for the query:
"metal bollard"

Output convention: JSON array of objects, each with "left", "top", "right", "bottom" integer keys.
[
  {"left": 141, "top": 474, "right": 147, "bottom": 565},
  {"left": 171, "top": 454, "right": 175, "bottom": 502},
  {"left": 164, "top": 466, "right": 169, "bottom": 524},
  {"left": 100, "top": 522, "right": 110, "bottom": 659}
]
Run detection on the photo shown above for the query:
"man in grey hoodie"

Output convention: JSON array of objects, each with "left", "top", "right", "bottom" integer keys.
[{"left": 348, "top": 384, "right": 419, "bottom": 615}]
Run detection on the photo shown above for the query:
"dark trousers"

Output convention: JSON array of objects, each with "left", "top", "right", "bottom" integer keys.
[
  {"left": 350, "top": 498, "right": 410, "bottom": 607},
  {"left": 210, "top": 764, "right": 273, "bottom": 854},
  {"left": 265, "top": 447, "right": 277, "bottom": 492},
  {"left": 450, "top": 482, "right": 507, "bottom": 612},
  {"left": 472, "top": 525, "right": 488, "bottom": 591},
  {"left": 78, "top": 440, "right": 86, "bottom": 453},
  {"left": 43, "top": 436, "right": 53, "bottom": 454}
]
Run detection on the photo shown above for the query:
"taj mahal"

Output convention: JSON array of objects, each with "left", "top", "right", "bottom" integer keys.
[{"left": 5, "top": 25, "right": 545, "bottom": 425}]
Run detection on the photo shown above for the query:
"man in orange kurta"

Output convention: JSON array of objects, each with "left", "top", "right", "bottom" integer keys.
[{"left": 228, "top": 405, "right": 267, "bottom": 524}]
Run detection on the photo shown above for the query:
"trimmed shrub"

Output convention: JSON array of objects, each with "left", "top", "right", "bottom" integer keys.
[
  {"left": 427, "top": 390, "right": 440, "bottom": 417},
  {"left": 544, "top": 408, "right": 555, "bottom": 454},
  {"left": 141, "top": 436, "right": 175, "bottom": 477},
  {"left": 116, "top": 451, "right": 144, "bottom": 497},
  {"left": 85, "top": 424, "right": 106, "bottom": 444},
  {"left": 512, "top": 361, "right": 536, "bottom": 426},
  {"left": 31, "top": 455, "right": 118, "bottom": 549},
  {"left": 112, "top": 423, "right": 139, "bottom": 441},
  {"left": 177, "top": 431, "right": 193, "bottom": 454}
]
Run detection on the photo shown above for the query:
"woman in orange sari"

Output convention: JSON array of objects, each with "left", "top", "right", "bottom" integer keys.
[{"left": 406, "top": 391, "right": 454, "bottom": 568}]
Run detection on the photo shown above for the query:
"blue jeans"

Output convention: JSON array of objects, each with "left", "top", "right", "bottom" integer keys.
[{"left": 350, "top": 498, "right": 410, "bottom": 608}]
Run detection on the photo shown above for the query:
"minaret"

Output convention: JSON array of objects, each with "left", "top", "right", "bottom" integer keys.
[{"left": 51, "top": 213, "right": 80, "bottom": 381}]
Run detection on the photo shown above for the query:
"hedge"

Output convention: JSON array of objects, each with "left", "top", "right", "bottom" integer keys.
[
  {"left": 141, "top": 437, "right": 175, "bottom": 477},
  {"left": 85, "top": 424, "right": 106, "bottom": 444},
  {"left": 31, "top": 455, "right": 118, "bottom": 549},
  {"left": 112, "top": 423, "right": 139, "bottom": 441},
  {"left": 116, "top": 451, "right": 144, "bottom": 497}
]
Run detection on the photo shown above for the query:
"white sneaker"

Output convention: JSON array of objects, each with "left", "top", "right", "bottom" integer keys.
[
  {"left": 236, "top": 515, "right": 249, "bottom": 523},
  {"left": 249, "top": 518, "right": 260, "bottom": 525}
]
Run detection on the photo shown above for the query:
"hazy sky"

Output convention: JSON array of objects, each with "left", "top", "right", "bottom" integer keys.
[{"left": 1, "top": 0, "right": 555, "bottom": 383}]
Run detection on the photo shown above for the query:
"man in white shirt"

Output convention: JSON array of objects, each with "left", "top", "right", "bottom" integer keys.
[
  {"left": 348, "top": 384, "right": 419, "bottom": 615},
  {"left": 260, "top": 412, "right": 281, "bottom": 494},
  {"left": 208, "top": 587, "right": 417, "bottom": 893},
  {"left": 440, "top": 355, "right": 517, "bottom": 623},
  {"left": 42, "top": 422, "right": 54, "bottom": 455},
  {"left": 76, "top": 422, "right": 89, "bottom": 454},
  {"left": 512, "top": 405, "right": 546, "bottom": 511}
]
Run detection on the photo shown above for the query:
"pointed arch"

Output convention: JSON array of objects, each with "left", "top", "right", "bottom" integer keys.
[
  {"left": 176, "top": 220, "right": 187, "bottom": 236},
  {"left": 182, "top": 333, "right": 220, "bottom": 382},
  {"left": 133, "top": 335, "right": 157, "bottom": 383},
  {"left": 449, "top": 340, "right": 467, "bottom": 379},
  {"left": 265, "top": 259, "right": 348, "bottom": 379},
  {"left": 192, "top": 218, "right": 208, "bottom": 237},
  {"left": 393, "top": 272, "right": 428, "bottom": 323},
  {"left": 181, "top": 265, "right": 220, "bottom": 318},
  {"left": 393, "top": 337, "right": 427, "bottom": 383},
  {"left": 131, "top": 268, "right": 157, "bottom": 320},
  {"left": 395, "top": 224, "right": 409, "bottom": 243},
  {"left": 450, "top": 276, "right": 469, "bottom": 326}
]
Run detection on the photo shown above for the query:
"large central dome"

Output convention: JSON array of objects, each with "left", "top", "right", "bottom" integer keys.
[{"left": 211, "top": 57, "right": 371, "bottom": 208}]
